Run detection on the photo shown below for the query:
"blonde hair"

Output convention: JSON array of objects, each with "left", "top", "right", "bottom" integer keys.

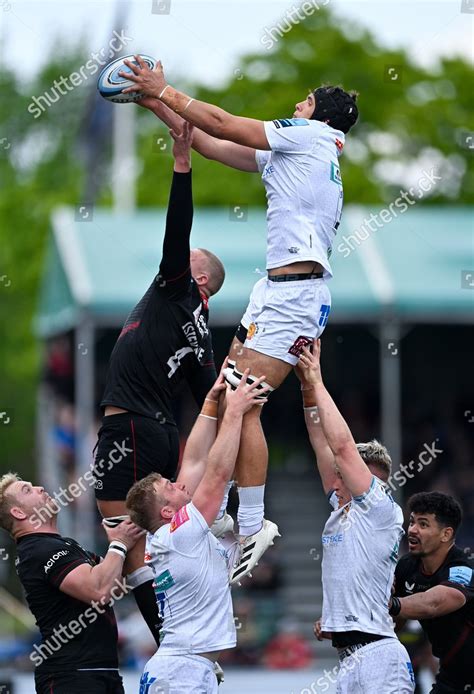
[
  {"left": 0, "top": 472, "right": 22, "bottom": 534},
  {"left": 126, "top": 473, "right": 166, "bottom": 532},
  {"left": 356, "top": 439, "right": 392, "bottom": 481}
]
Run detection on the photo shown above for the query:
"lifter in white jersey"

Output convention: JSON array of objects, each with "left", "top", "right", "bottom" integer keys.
[
  {"left": 121, "top": 56, "right": 358, "bottom": 581},
  {"left": 297, "top": 339, "right": 415, "bottom": 694},
  {"left": 126, "top": 365, "right": 268, "bottom": 693}
]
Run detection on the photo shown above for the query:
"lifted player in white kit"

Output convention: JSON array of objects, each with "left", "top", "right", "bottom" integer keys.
[
  {"left": 126, "top": 365, "right": 268, "bottom": 694},
  {"left": 297, "top": 340, "right": 415, "bottom": 694},
  {"left": 120, "top": 55, "right": 359, "bottom": 582}
]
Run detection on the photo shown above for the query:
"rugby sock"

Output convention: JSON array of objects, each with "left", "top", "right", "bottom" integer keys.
[
  {"left": 216, "top": 481, "right": 234, "bottom": 520},
  {"left": 127, "top": 566, "right": 161, "bottom": 647},
  {"left": 237, "top": 485, "right": 265, "bottom": 537}
]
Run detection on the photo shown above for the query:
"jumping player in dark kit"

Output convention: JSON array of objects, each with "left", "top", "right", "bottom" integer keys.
[
  {"left": 93, "top": 122, "right": 225, "bottom": 645},
  {"left": 391, "top": 492, "right": 474, "bottom": 694}
]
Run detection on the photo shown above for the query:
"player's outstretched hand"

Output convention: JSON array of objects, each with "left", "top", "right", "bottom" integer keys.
[
  {"left": 225, "top": 369, "right": 269, "bottom": 416},
  {"left": 170, "top": 121, "right": 194, "bottom": 162},
  {"left": 103, "top": 518, "right": 144, "bottom": 551},
  {"left": 120, "top": 55, "right": 167, "bottom": 98},
  {"left": 296, "top": 338, "right": 322, "bottom": 387}
]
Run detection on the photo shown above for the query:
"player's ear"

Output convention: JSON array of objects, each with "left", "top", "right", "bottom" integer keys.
[
  {"left": 10, "top": 506, "right": 27, "bottom": 521},
  {"left": 441, "top": 526, "right": 454, "bottom": 543},
  {"left": 160, "top": 506, "right": 174, "bottom": 521},
  {"left": 194, "top": 271, "right": 209, "bottom": 287}
]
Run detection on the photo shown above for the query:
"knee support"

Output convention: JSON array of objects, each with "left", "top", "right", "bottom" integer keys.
[{"left": 223, "top": 360, "right": 275, "bottom": 401}]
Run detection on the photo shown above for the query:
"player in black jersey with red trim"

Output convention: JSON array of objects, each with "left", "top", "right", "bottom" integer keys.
[
  {"left": 391, "top": 492, "right": 474, "bottom": 694},
  {"left": 93, "top": 123, "right": 225, "bottom": 646},
  {"left": 0, "top": 472, "right": 143, "bottom": 693}
]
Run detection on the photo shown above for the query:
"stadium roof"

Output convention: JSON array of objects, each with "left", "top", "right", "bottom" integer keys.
[{"left": 35, "top": 205, "right": 474, "bottom": 337}]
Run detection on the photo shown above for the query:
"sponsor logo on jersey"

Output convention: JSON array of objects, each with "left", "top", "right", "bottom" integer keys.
[
  {"left": 272, "top": 117, "right": 309, "bottom": 129},
  {"left": 288, "top": 335, "right": 313, "bottom": 357},
  {"left": 335, "top": 137, "right": 344, "bottom": 152},
  {"left": 262, "top": 163, "right": 275, "bottom": 178},
  {"left": 144, "top": 552, "right": 152, "bottom": 563},
  {"left": 288, "top": 246, "right": 300, "bottom": 254},
  {"left": 94, "top": 479, "right": 103, "bottom": 490},
  {"left": 404, "top": 581, "right": 415, "bottom": 594},
  {"left": 43, "top": 550, "right": 69, "bottom": 574},
  {"left": 448, "top": 565, "right": 473, "bottom": 586},
  {"left": 170, "top": 505, "right": 190, "bottom": 533},
  {"left": 246, "top": 322, "right": 258, "bottom": 340},
  {"left": 330, "top": 161, "right": 342, "bottom": 185},
  {"left": 322, "top": 533, "right": 343, "bottom": 546},
  {"left": 154, "top": 569, "right": 175, "bottom": 592},
  {"left": 345, "top": 614, "right": 359, "bottom": 622}
]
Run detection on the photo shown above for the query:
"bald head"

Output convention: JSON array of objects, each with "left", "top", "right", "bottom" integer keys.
[{"left": 190, "top": 248, "right": 225, "bottom": 297}]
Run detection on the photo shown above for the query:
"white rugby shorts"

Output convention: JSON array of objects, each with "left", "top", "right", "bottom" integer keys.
[
  {"left": 335, "top": 637, "right": 415, "bottom": 694},
  {"left": 140, "top": 653, "right": 218, "bottom": 694},
  {"left": 240, "top": 276, "right": 331, "bottom": 365}
]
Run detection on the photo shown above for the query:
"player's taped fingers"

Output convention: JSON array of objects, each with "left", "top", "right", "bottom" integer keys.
[{"left": 223, "top": 363, "right": 275, "bottom": 401}]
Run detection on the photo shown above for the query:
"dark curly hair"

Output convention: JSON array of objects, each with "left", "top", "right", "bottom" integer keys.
[{"left": 408, "top": 492, "right": 462, "bottom": 536}]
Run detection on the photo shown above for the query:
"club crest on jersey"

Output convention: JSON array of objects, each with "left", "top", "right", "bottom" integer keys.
[
  {"left": 335, "top": 137, "right": 344, "bottom": 152},
  {"left": 170, "top": 505, "right": 190, "bottom": 532},
  {"left": 288, "top": 335, "right": 313, "bottom": 357},
  {"left": 246, "top": 322, "right": 258, "bottom": 340}
]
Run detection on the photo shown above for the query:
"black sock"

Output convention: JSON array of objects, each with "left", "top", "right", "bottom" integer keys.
[{"left": 132, "top": 579, "right": 162, "bottom": 647}]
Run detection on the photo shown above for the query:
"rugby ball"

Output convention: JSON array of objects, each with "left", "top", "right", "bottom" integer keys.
[{"left": 97, "top": 54, "right": 157, "bottom": 103}]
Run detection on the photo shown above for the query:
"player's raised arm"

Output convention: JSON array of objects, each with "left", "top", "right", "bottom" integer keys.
[
  {"left": 121, "top": 57, "right": 270, "bottom": 150},
  {"left": 157, "top": 122, "right": 194, "bottom": 294},
  {"left": 299, "top": 339, "right": 373, "bottom": 498},
  {"left": 192, "top": 372, "right": 269, "bottom": 527},
  {"left": 138, "top": 97, "right": 259, "bottom": 172},
  {"left": 176, "top": 363, "right": 228, "bottom": 496},
  {"left": 295, "top": 346, "right": 336, "bottom": 495}
]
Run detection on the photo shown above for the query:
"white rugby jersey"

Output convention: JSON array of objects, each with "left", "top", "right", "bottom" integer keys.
[
  {"left": 145, "top": 502, "right": 236, "bottom": 655},
  {"left": 255, "top": 118, "right": 345, "bottom": 277},
  {"left": 321, "top": 476, "right": 404, "bottom": 637}
]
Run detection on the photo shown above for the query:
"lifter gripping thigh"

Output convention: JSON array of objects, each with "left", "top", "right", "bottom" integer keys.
[
  {"left": 97, "top": 499, "right": 145, "bottom": 574},
  {"left": 228, "top": 338, "right": 291, "bottom": 488}
]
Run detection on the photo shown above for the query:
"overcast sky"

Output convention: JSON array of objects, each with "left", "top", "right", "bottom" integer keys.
[{"left": 0, "top": 0, "right": 472, "bottom": 87}]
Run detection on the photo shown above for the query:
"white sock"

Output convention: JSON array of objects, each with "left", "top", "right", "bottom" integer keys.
[
  {"left": 216, "top": 481, "right": 234, "bottom": 520},
  {"left": 237, "top": 485, "right": 265, "bottom": 536}
]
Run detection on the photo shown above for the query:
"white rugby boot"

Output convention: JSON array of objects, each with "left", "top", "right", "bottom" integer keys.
[{"left": 229, "top": 519, "right": 280, "bottom": 585}]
